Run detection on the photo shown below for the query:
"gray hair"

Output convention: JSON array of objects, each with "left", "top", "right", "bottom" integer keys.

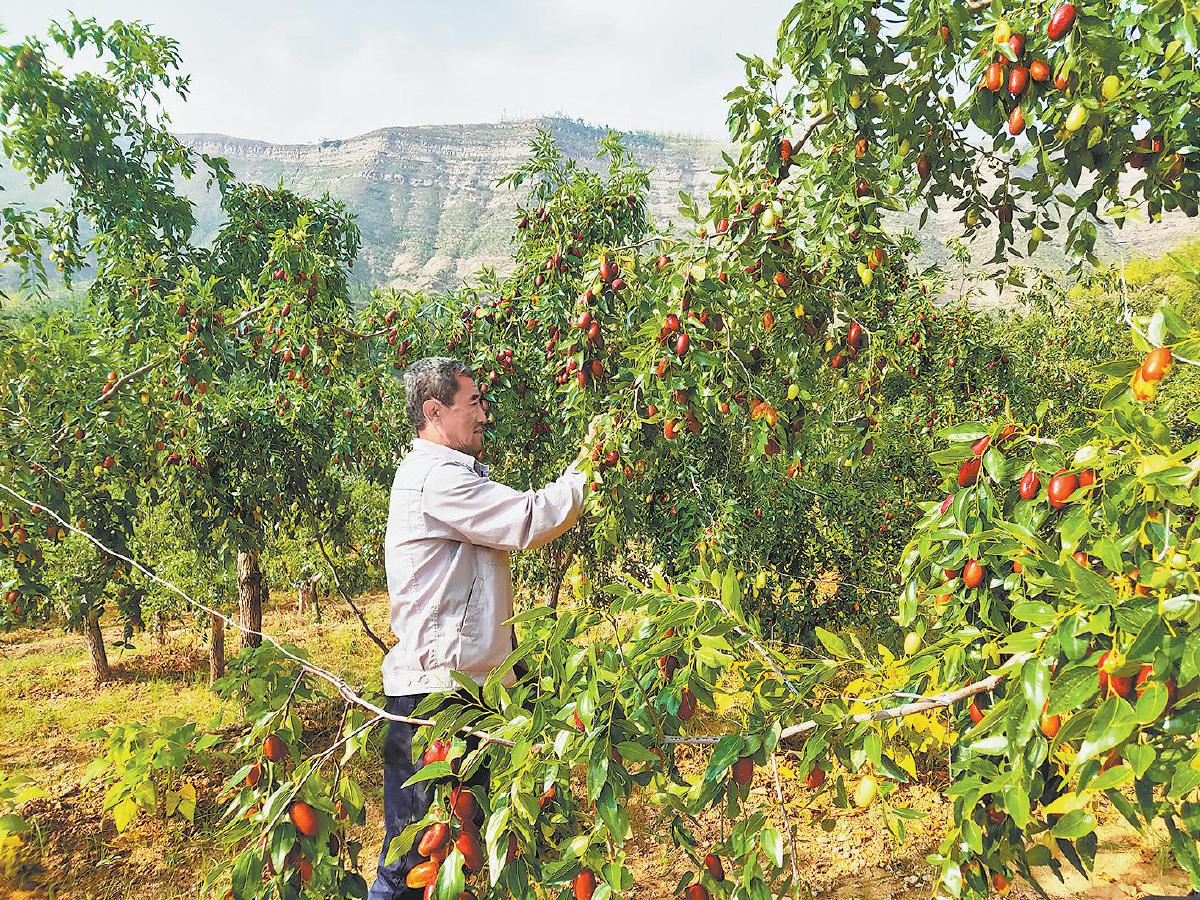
[{"left": 404, "top": 357, "right": 471, "bottom": 432}]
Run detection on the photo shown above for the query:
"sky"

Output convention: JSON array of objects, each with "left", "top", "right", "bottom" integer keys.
[{"left": 2, "top": 1, "right": 786, "bottom": 144}]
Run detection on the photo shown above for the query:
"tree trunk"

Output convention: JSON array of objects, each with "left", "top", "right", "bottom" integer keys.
[
  {"left": 84, "top": 609, "right": 112, "bottom": 683},
  {"left": 237, "top": 548, "right": 263, "bottom": 649},
  {"left": 549, "top": 548, "right": 576, "bottom": 611},
  {"left": 209, "top": 612, "right": 225, "bottom": 684}
]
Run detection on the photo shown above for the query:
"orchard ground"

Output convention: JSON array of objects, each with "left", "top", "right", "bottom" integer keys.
[{"left": 0, "top": 589, "right": 1190, "bottom": 900}]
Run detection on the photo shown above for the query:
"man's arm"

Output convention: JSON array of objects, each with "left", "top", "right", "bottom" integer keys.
[{"left": 422, "top": 464, "right": 586, "bottom": 552}]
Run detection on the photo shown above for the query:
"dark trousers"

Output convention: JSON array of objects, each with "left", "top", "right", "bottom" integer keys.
[
  {"left": 368, "top": 694, "right": 485, "bottom": 900},
  {"left": 369, "top": 694, "right": 433, "bottom": 900}
]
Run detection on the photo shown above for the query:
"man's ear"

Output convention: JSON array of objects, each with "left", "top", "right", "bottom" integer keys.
[{"left": 422, "top": 397, "right": 440, "bottom": 426}]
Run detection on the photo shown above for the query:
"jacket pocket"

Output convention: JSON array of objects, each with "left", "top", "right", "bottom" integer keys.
[{"left": 455, "top": 576, "right": 487, "bottom": 671}]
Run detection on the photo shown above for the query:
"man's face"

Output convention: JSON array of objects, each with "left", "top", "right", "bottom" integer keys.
[{"left": 422, "top": 374, "right": 488, "bottom": 458}]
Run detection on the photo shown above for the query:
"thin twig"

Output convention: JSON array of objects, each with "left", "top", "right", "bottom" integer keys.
[
  {"left": 699, "top": 594, "right": 801, "bottom": 695},
  {"left": 613, "top": 234, "right": 681, "bottom": 253},
  {"left": 662, "top": 673, "right": 1005, "bottom": 745},
  {"left": 602, "top": 609, "right": 666, "bottom": 739},
  {"left": 225, "top": 303, "right": 267, "bottom": 328},
  {"left": 279, "top": 670, "right": 306, "bottom": 721},
  {"left": 260, "top": 712, "right": 384, "bottom": 844},
  {"left": 314, "top": 532, "right": 390, "bottom": 654},
  {"left": 770, "top": 752, "right": 801, "bottom": 894},
  {"left": 777, "top": 673, "right": 1004, "bottom": 741},
  {"left": 335, "top": 324, "right": 392, "bottom": 340}
]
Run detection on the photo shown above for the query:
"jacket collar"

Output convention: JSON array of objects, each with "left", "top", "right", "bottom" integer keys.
[{"left": 410, "top": 438, "right": 489, "bottom": 477}]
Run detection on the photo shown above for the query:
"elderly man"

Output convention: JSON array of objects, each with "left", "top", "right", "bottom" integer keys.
[{"left": 369, "top": 356, "right": 591, "bottom": 899}]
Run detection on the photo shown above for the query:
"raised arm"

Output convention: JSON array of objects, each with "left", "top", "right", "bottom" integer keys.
[{"left": 422, "top": 464, "right": 586, "bottom": 552}]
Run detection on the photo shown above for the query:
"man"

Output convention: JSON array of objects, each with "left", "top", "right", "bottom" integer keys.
[{"left": 369, "top": 356, "right": 592, "bottom": 899}]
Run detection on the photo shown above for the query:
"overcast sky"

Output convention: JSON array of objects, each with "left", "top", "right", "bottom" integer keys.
[{"left": 3, "top": 2, "right": 785, "bottom": 143}]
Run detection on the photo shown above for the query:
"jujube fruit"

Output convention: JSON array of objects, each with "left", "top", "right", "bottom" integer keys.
[
  {"left": 679, "top": 687, "right": 698, "bottom": 721},
  {"left": 406, "top": 860, "right": 439, "bottom": 889},
  {"left": 1047, "top": 3, "right": 1077, "bottom": 40},
  {"left": 962, "top": 559, "right": 985, "bottom": 588},
  {"left": 574, "top": 868, "right": 596, "bottom": 900},
  {"left": 289, "top": 800, "right": 319, "bottom": 837},
  {"left": 456, "top": 830, "right": 484, "bottom": 873},
  {"left": 1047, "top": 472, "right": 1078, "bottom": 508},
  {"left": 704, "top": 853, "right": 725, "bottom": 881},
  {"left": 853, "top": 775, "right": 878, "bottom": 807},
  {"left": 969, "top": 699, "right": 985, "bottom": 724},
  {"left": 1019, "top": 470, "right": 1040, "bottom": 500},
  {"left": 450, "top": 785, "right": 477, "bottom": 824},
  {"left": 1140, "top": 347, "right": 1173, "bottom": 381},
  {"left": 958, "top": 457, "right": 982, "bottom": 487},
  {"left": 263, "top": 734, "right": 288, "bottom": 762},
  {"left": 423, "top": 739, "right": 450, "bottom": 766},
  {"left": 732, "top": 756, "right": 755, "bottom": 786},
  {"left": 1008, "top": 65, "right": 1028, "bottom": 96},
  {"left": 986, "top": 62, "right": 1005, "bottom": 92}
]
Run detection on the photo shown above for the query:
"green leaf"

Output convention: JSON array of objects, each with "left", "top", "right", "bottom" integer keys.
[
  {"left": 968, "top": 735, "right": 1010, "bottom": 755},
  {"left": 0, "top": 814, "right": 30, "bottom": 836},
  {"left": 961, "top": 815, "right": 983, "bottom": 854},
  {"left": 1127, "top": 615, "right": 1165, "bottom": 662},
  {"left": 760, "top": 827, "right": 784, "bottom": 867},
  {"left": 485, "top": 806, "right": 511, "bottom": 882},
  {"left": 1134, "top": 682, "right": 1167, "bottom": 724},
  {"left": 1021, "top": 657, "right": 1050, "bottom": 717},
  {"left": 1050, "top": 809, "right": 1096, "bottom": 839},
  {"left": 112, "top": 796, "right": 138, "bottom": 832},
  {"left": 401, "top": 761, "right": 455, "bottom": 788},
  {"left": 449, "top": 671, "right": 481, "bottom": 698},
  {"left": 1123, "top": 743, "right": 1156, "bottom": 778},
  {"left": 1011, "top": 601, "right": 1057, "bottom": 625},
  {"left": 1078, "top": 697, "right": 1135, "bottom": 764},
  {"left": 1001, "top": 782, "right": 1030, "bottom": 829},
  {"left": 1048, "top": 666, "right": 1099, "bottom": 714},
  {"left": 1169, "top": 766, "right": 1200, "bottom": 800},
  {"left": 937, "top": 423, "right": 988, "bottom": 441},
  {"left": 814, "top": 627, "right": 849, "bottom": 659},
  {"left": 1104, "top": 789, "right": 1143, "bottom": 831},
  {"left": 721, "top": 564, "right": 744, "bottom": 620},
  {"left": 703, "top": 735, "right": 744, "bottom": 782},
  {"left": 435, "top": 848, "right": 466, "bottom": 899}
]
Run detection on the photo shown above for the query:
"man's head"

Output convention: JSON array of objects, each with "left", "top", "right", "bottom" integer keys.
[{"left": 404, "top": 357, "right": 487, "bottom": 458}]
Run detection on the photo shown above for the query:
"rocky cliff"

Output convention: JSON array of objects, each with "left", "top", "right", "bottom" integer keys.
[{"left": 178, "top": 118, "right": 726, "bottom": 290}]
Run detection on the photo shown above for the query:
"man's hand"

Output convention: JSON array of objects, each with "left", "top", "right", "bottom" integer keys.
[{"left": 572, "top": 414, "right": 605, "bottom": 470}]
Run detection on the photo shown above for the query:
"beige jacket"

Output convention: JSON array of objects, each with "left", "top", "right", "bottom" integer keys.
[{"left": 382, "top": 438, "right": 586, "bottom": 696}]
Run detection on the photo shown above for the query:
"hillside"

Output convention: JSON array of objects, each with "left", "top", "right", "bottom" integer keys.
[
  {"left": 177, "top": 118, "right": 726, "bottom": 291},
  {"left": 2, "top": 116, "right": 1196, "bottom": 297}
]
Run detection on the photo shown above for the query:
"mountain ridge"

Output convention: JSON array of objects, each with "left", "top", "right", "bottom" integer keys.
[{"left": 3, "top": 116, "right": 1194, "bottom": 299}]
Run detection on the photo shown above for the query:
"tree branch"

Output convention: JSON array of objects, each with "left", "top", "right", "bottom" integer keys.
[
  {"left": 96, "top": 355, "right": 170, "bottom": 404},
  {"left": 795, "top": 112, "right": 836, "bottom": 153},
  {"left": 314, "top": 532, "right": 390, "bottom": 655}
]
